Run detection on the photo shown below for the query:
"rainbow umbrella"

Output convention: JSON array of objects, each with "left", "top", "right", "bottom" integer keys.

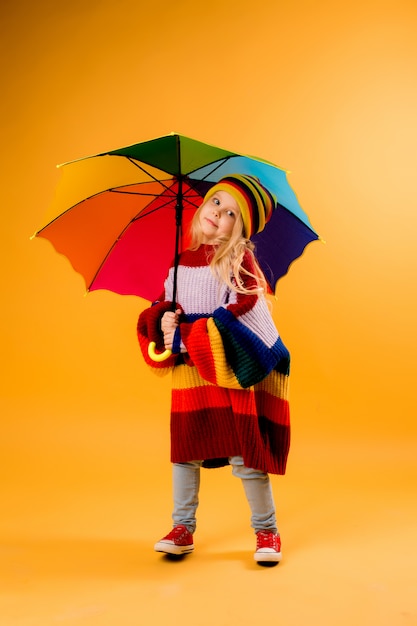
[{"left": 34, "top": 133, "right": 319, "bottom": 307}]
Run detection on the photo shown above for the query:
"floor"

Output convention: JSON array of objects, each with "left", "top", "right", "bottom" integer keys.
[{"left": 1, "top": 402, "right": 416, "bottom": 626}]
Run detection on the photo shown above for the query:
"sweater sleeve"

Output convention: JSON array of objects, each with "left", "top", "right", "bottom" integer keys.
[
  {"left": 137, "top": 300, "right": 180, "bottom": 374},
  {"left": 179, "top": 305, "right": 289, "bottom": 389},
  {"left": 178, "top": 252, "right": 290, "bottom": 389}
]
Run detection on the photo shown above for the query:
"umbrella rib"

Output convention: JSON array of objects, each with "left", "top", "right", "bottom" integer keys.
[
  {"left": 110, "top": 188, "right": 176, "bottom": 210},
  {"left": 111, "top": 188, "right": 171, "bottom": 197},
  {"left": 179, "top": 156, "right": 236, "bottom": 202},
  {"left": 132, "top": 196, "right": 178, "bottom": 220},
  {"left": 124, "top": 157, "right": 175, "bottom": 192},
  {"left": 112, "top": 184, "right": 201, "bottom": 198},
  {"left": 86, "top": 217, "right": 140, "bottom": 293},
  {"left": 186, "top": 156, "right": 234, "bottom": 179},
  {"left": 111, "top": 187, "right": 201, "bottom": 207},
  {"left": 128, "top": 191, "right": 199, "bottom": 222}
]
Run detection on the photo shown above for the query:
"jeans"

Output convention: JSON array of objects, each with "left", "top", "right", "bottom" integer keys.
[{"left": 172, "top": 456, "right": 277, "bottom": 534}]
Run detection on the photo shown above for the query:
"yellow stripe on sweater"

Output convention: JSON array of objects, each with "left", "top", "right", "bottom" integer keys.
[
  {"left": 172, "top": 362, "right": 215, "bottom": 391},
  {"left": 255, "top": 369, "right": 290, "bottom": 400}
]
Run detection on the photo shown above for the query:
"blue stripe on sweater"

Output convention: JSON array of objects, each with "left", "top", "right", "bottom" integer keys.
[{"left": 213, "top": 307, "right": 290, "bottom": 387}]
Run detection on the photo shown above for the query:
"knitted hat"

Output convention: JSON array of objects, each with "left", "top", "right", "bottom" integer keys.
[{"left": 203, "top": 174, "right": 276, "bottom": 238}]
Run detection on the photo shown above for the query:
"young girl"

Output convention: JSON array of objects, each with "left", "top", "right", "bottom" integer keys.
[{"left": 137, "top": 174, "right": 290, "bottom": 564}]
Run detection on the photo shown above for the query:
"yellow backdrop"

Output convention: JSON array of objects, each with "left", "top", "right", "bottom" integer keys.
[{"left": 1, "top": 1, "right": 416, "bottom": 624}]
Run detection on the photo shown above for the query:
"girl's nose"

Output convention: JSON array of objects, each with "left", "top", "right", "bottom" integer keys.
[{"left": 212, "top": 208, "right": 219, "bottom": 217}]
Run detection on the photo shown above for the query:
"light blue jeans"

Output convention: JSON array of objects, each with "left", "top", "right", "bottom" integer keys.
[{"left": 172, "top": 456, "right": 278, "bottom": 535}]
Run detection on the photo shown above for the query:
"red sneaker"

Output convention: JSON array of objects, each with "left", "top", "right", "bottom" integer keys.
[
  {"left": 154, "top": 525, "right": 194, "bottom": 555},
  {"left": 254, "top": 531, "right": 282, "bottom": 563}
]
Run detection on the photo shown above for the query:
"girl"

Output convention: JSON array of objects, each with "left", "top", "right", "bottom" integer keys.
[{"left": 137, "top": 174, "right": 290, "bottom": 564}]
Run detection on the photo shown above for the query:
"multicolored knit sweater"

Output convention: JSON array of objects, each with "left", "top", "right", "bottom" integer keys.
[{"left": 137, "top": 244, "right": 290, "bottom": 474}]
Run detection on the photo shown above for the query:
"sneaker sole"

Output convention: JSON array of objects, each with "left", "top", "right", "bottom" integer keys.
[
  {"left": 254, "top": 551, "right": 282, "bottom": 563},
  {"left": 154, "top": 541, "right": 194, "bottom": 556}
]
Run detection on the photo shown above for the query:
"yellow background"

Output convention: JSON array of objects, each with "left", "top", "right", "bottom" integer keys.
[{"left": 1, "top": 0, "right": 416, "bottom": 624}]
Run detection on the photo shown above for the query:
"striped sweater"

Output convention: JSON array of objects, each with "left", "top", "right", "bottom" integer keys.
[{"left": 137, "top": 244, "right": 290, "bottom": 474}]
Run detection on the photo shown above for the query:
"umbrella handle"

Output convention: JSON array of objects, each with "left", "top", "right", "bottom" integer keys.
[{"left": 148, "top": 341, "right": 172, "bottom": 362}]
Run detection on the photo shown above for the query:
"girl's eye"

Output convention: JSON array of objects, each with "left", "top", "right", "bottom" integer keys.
[
  {"left": 227, "top": 210, "right": 235, "bottom": 218},
  {"left": 213, "top": 197, "right": 220, "bottom": 206}
]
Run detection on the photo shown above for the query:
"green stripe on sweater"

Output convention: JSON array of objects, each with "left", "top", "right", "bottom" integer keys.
[{"left": 214, "top": 318, "right": 269, "bottom": 388}]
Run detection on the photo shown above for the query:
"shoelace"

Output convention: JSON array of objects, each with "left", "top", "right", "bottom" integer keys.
[
  {"left": 256, "top": 531, "right": 278, "bottom": 550},
  {"left": 168, "top": 525, "right": 191, "bottom": 542}
]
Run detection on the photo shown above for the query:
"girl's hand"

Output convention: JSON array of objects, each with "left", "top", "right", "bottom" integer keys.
[{"left": 161, "top": 309, "right": 182, "bottom": 350}]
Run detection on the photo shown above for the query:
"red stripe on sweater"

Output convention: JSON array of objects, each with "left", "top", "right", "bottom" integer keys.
[
  {"left": 172, "top": 385, "right": 233, "bottom": 412},
  {"left": 176, "top": 246, "right": 215, "bottom": 269},
  {"left": 180, "top": 318, "right": 218, "bottom": 385},
  {"left": 253, "top": 390, "right": 290, "bottom": 427}
]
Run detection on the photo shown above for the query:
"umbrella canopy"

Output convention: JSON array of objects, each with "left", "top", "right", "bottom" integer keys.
[{"left": 34, "top": 133, "right": 319, "bottom": 302}]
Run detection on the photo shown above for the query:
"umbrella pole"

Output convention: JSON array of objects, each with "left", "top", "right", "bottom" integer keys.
[
  {"left": 147, "top": 176, "right": 183, "bottom": 362},
  {"left": 172, "top": 176, "right": 183, "bottom": 310}
]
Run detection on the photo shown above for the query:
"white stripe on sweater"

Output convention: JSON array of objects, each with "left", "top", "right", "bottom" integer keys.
[
  {"left": 164, "top": 264, "right": 279, "bottom": 348},
  {"left": 165, "top": 265, "right": 230, "bottom": 314}
]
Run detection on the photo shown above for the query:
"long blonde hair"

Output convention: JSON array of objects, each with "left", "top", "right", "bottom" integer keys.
[{"left": 188, "top": 204, "right": 267, "bottom": 296}]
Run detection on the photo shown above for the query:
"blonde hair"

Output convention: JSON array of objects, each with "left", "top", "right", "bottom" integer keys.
[{"left": 188, "top": 204, "right": 267, "bottom": 296}]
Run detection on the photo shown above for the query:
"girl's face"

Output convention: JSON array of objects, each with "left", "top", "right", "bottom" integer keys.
[{"left": 198, "top": 190, "right": 240, "bottom": 243}]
